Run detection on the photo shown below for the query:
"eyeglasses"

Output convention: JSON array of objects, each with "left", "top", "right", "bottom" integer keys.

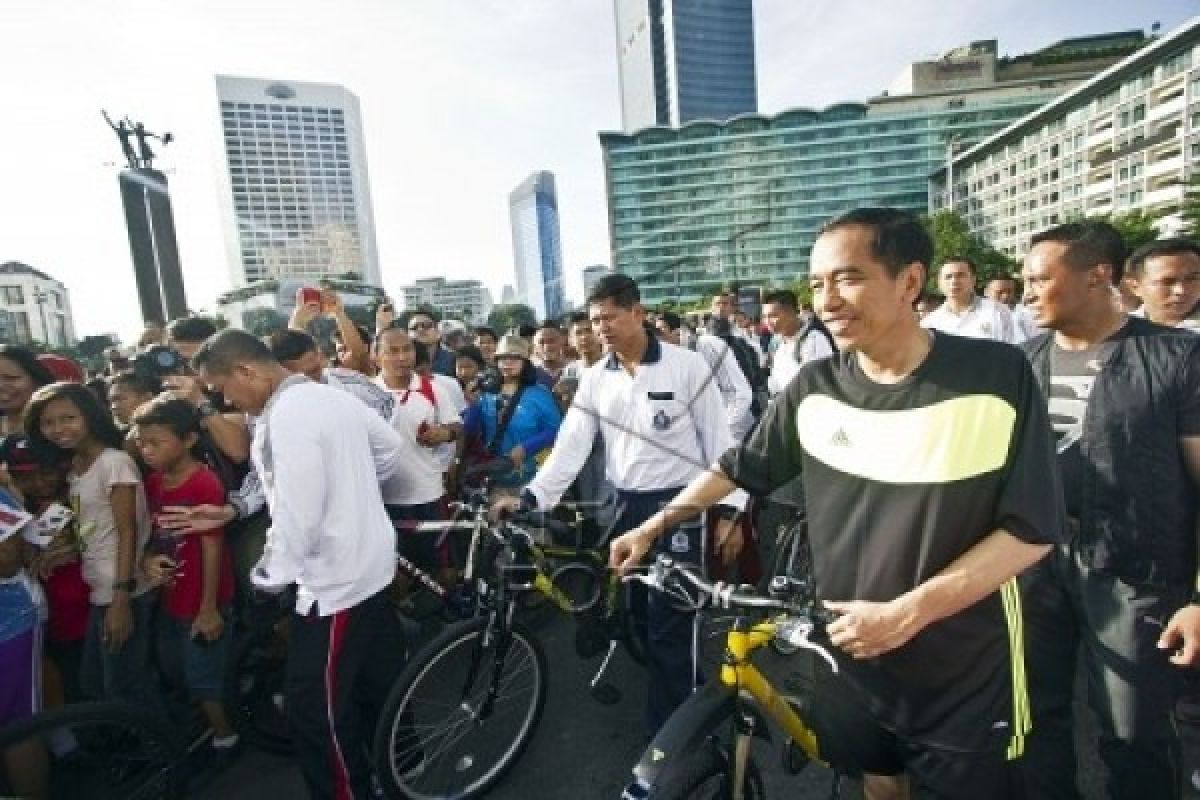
[{"left": 408, "top": 321, "right": 435, "bottom": 331}]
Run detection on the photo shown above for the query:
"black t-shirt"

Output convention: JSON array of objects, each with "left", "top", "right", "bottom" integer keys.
[
  {"left": 1047, "top": 343, "right": 1102, "bottom": 518},
  {"left": 720, "top": 332, "right": 1063, "bottom": 750}
]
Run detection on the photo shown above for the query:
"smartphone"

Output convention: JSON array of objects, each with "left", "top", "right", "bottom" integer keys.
[{"left": 298, "top": 287, "right": 321, "bottom": 307}]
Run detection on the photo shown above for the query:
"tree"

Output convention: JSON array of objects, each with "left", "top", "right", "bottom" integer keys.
[
  {"left": 487, "top": 304, "right": 537, "bottom": 334},
  {"left": 921, "top": 210, "right": 1019, "bottom": 285},
  {"left": 1107, "top": 209, "right": 1161, "bottom": 253},
  {"left": 76, "top": 334, "right": 117, "bottom": 361},
  {"left": 243, "top": 309, "right": 286, "bottom": 338},
  {"left": 1181, "top": 173, "right": 1200, "bottom": 238}
]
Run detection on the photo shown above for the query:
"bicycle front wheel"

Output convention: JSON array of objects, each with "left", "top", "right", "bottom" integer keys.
[
  {"left": 373, "top": 616, "right": 548, "bottom": 800},
  {"left": 649, "top": 739, "right": 765, "bottom": 800}
]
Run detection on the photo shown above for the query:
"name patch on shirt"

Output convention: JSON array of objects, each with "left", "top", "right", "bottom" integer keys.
[{"left": 648, "top": 392, "right": 674, "bottom": 400}]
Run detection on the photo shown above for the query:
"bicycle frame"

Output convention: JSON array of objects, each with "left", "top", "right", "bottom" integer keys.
[{"left": 720, "top": 620, "right": 823, "bottom": 764}]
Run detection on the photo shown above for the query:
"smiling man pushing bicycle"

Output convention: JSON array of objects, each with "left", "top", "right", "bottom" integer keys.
[{"left": 610, "top": 208, "right": 1064, "bottom": 799}]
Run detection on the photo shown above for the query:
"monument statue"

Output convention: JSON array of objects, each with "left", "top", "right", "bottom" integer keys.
[{"left": 102, "top": 111, "right": 174, "bottom": 170}]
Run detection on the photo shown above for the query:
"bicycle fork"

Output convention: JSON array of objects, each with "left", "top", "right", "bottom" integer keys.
[{"left": 729, "top": 710, "right": 756, "bottom": 800}]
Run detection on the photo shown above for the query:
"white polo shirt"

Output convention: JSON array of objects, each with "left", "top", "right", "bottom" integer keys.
[
  {"left": 525, "top": 336, "right": 744, "bottom": 511},
  {"left": 921, "top": 296, "right": 1017, "bottom": 343},
  {"left": 694, "top": 334, "right": 755, "bottom": 441}
]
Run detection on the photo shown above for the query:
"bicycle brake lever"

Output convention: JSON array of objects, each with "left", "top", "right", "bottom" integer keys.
[{"left": 794, "top": 627, "right": 839, "bottom": 674}]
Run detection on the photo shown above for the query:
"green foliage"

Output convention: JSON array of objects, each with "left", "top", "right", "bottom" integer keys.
[
  {"left": 1069, "top": 209, "right": 1162, "bottom": 253},
  {"left": 921, "top": 210, "right": 1019, "bottom": 285},
  {"left": 243, "top": 308, "right": 286, "bottom": 338},
  {"left": 487, "top": 304, "right": 537, "bottom": 333},
  {"left": 1180, "top": 173, "right": 1200, "bottom": 239}
]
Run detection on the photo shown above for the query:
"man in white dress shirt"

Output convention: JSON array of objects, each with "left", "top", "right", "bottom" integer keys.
[
  {"left": 1127, "top": 238, "right": 1200, "bottom": 332},
  {"left": 192, "top": 330, "right": 408, "bottom": 800},
  {"left": 922, "top": 258, "right": 1017, "bottom": 343},
  {"left": 493, "top": 274, "right": 744, "bottom": 732}
]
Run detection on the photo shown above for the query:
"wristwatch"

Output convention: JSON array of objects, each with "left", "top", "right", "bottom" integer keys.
[{"left": 112, "top": 578, "right": 137, "bottom": 593}]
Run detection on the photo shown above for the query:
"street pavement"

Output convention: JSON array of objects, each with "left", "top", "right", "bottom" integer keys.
[{"left": 198, "top": 607, "right": 1194, "bottom": 799}]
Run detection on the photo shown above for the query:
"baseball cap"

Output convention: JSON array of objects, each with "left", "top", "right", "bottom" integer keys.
[
  {"left": 0, "top": 434, "right": 65, "bottom": 473},
  {"left": 37, "top": 354, "right": 85, "bottom": 384}
]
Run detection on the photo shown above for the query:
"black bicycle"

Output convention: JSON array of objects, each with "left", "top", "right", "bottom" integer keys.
[{"left": 370, "top": 490, "right": 647, "bottom": 800}]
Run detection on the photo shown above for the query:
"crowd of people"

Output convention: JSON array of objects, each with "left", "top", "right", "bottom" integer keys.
[{"left": 0, "top": 211, "right": 1198, "bottom": 799}]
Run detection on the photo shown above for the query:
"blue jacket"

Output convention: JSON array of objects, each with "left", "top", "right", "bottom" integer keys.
[{"left": 463, "top": 384, "right": 562, "bottom": 486}]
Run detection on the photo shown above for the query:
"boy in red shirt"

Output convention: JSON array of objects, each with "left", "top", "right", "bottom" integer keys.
[{"left": 135, "top": 397, "right": 238, "bottom": 768}]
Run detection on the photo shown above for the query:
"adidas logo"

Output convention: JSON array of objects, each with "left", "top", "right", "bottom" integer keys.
[{"left": 830, "top": 428, "right": 851, "bottom": 447}]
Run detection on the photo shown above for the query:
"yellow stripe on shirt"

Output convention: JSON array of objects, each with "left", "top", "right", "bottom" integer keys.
[{"left": 796, "top": 394, "right": 1016, "bottom": 485}]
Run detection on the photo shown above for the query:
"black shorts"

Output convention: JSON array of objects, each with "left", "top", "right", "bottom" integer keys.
[{"left": 807, "top": 669, "right": 1022, "bottom": 799}]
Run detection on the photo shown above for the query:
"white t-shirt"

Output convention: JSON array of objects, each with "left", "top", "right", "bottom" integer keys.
[
  {"left": 921, "top": 296, "right": 1016, "bottom": 343},
  {"left": 70, "top": 448, "right": 152, "bottom": 605},
  {"left": 375, "top": 373, "right": 466, "bottom": 473}
]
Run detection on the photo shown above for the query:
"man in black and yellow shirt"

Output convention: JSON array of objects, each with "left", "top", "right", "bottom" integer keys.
[{"left": 611, "top": 207, "right": 1063, "bottom": 798}]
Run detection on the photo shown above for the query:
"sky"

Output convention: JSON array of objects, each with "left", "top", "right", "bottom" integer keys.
[{"left": 0, "top": 0, "right": 1195, "bottom": 342}]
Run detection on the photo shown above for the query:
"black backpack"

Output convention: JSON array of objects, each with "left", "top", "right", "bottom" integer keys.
[{"left": 719, "top": 334, "right": 769, "bottom": 417}]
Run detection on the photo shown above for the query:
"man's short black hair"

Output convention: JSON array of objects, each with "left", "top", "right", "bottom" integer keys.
[
  {"left": 762, "top": 289, "right": 798, "bottom": 310},
  {"left": 819, "top": 207, "right": 934, "bottom": 278},
  {"left": 564, "top": 311, "right": 589, "bottom": 326},
  {"left": 111, "top": 369, "right": 162, "bottom": 397},
  {"left": 586, "top": 273, "right": 640, "bottom": 308},
  {"left": 192, "top": 329, "right": 276, "bottom": 375},
  {"left": 1031, "top": 220, "right": 1128, "bottom": 283},
  {"left": 167, "top": 316, "right": 218, "bottom": 344},
  {"left": 940, "top": 256, "right": 977, "bottom": 275},
  {"left": 658, "top": 311, "right": 681, "bottom": 331},
  {"left": 402, "top": 309, "right": 440, "bottom": 327},
  {"left": 517, "top": 323, "right": 538, "bottom": 339},
  {"left": 473, "top": 326, "right": 498, "bottom": 342},
  {"left": 267, "top": 329, "right": 319, "bottom": 363},
  {"left": 132, "top": 395, "right": 201, "bottom": 439},
  {"left": 1126, "top": 237, "right": 1200, "bottom": 279},
  {"left": 333, "top": 323, "right": 373, "bottom": 349},
  {"left": 455, "top": 345, "right": 486, "bottom": 369},
  {"left": 536, "top": 320, "right": 563, "bottom": 334}
]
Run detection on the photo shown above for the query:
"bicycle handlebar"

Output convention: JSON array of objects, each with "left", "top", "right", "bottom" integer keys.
[
  {"left": 627, "top": 555, "right": 840, "bottom": 672},
  {"left": 627, "top": 555, "right": 832, "bottom": 622}
]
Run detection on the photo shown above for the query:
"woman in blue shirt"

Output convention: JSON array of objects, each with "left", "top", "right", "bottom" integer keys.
[{"left": 462, "top": 336, "right": 561, "bottom": 489}]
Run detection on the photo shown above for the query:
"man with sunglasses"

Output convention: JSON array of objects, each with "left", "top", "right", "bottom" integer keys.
[{"left": 404, "top": 311, "right": 455, "bottom": 377}]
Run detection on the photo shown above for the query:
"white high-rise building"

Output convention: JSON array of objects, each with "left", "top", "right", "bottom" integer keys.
[
  {"left": 400, "top": 277, "right": 494, "bottom": 325},
  {"left": 509, "top": 171, "right": 566, "bottom": 321},
  {"left": 0, "top": 262, "right": 76, "bottom": 347},
  {"left": 214, "top": 75, "right": 381, "bottom": 288},
  {"left": 582, "top": 264, "right": 610, "bottom": 300}
]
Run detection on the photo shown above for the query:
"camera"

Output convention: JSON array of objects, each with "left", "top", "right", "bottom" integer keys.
[
  {"left": 132, "top": 345, "right": 187, "bottom": 379},
  {"left": 471, "top": 367, "right": 502, "bottom": 396}
]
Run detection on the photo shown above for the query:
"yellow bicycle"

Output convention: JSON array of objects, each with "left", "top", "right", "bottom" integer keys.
[{"left": 621, "top": 556, "right": 848, "bottom": 800}]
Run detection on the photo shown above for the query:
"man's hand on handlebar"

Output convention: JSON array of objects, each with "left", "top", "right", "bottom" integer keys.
[
  {"left": 824, "top": 597, "right": 922, "bottom": 660},
  {"left": 609, "top": 525, "right": 656, "bottom": 575},
  {"left": 489, "top": 495, "right": 522, "bottom": 522}
]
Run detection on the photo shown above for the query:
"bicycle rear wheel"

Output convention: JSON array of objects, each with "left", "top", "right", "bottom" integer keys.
[
  {"left": 223, "top": 623, "right": 293, "bottom": 755},
  {"left": 0, "top": 701, "right": 185, "bottom": 800},
  {"left": 372, "top": 616, "right": 547, "bottom": 800}
]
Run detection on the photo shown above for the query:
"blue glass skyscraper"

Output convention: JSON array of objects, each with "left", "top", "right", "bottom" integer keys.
[
  {"left": 509, "top": 171, "right": 566, "bottom": 321},
  {"left": 615, "top": 0, "right": 758, "bottom": 132}
]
